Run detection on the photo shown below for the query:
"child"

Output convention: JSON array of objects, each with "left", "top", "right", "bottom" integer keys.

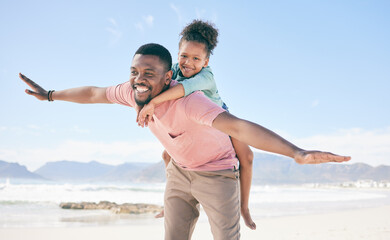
[{"left": 137, "top": 20, "right": 256, "bottom": 230}]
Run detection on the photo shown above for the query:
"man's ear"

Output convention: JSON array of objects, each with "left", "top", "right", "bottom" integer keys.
[
  {"left": 203, "top": 58, "right": 209, "bottom": 68},
  {"left": 165, "top": 70, "right": 173, "bottom": 85}
]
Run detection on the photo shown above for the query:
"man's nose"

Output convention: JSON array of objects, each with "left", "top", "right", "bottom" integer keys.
[{"left": 134, "top": 74, "right": 146, "bottom": 83}]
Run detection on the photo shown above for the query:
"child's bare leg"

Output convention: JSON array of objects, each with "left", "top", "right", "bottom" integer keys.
[
  {"left": 155, "top": 150, "right": 171, "bottom": 218},
  {"left": 162, "top": 149, "right": 171, "bottom": 167},
  {"left": 231, "top": 137, "right": 256, "bottom": 230}
]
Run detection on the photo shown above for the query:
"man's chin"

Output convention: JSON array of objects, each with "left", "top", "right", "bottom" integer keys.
[{"left": 135, "top": 97, "right": 151, "bottom": 106}]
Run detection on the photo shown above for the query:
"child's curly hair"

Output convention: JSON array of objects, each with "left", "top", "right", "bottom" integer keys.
[{"left": 179, "top": 19, "right": 219, "bottom": 57}]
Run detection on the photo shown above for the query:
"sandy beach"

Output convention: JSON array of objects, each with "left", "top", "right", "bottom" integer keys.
[{"left": 1, "top": 205, "right": 389, "bottom": 240}]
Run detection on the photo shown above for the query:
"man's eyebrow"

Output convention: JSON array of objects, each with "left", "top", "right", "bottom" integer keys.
[{"left": 130, "top": 67, "right": 156, "bottom": 71}]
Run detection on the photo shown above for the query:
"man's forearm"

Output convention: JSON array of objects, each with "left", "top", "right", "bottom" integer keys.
[
  {"left": 52, "top": 86, "right": 110, "bottom": 104},
  {"left": 19, "top": 73, "right": 111, "bottom": 104}
]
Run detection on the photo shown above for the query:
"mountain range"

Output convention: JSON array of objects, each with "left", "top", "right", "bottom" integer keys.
[
  {"left": 1, "top": 153, "right": 389, "bottom": 184},
  {"left": 0, "top": 160, "right": 45, "bottom": 180}
]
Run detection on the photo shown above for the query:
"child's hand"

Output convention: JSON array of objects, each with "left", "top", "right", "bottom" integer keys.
[
  {"left": 137, "top": 102, "right": 155, "bottom": 127},
  {"left": 294, "top": 150, "right": 351, "bottom": 164},
  {"left": 135, "top": 105, "right": 142, "bottom": 124}
]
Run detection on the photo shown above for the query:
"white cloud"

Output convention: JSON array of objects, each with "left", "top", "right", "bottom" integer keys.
[
  {"left": 143, "top": 15, "right": 154, "bottom": 27},
  {"left": 134, "top": 15, "right": 155, "bottom": 32},
  {"left": 27, "top": 124, "right": 40, "bottom": 130},
  {"left": 2, "top": 127, "right": 389, "bottom": 171},
  {"left": 0, "top": 140, "right": 164, "bottom": 171},
  {"left": 196, "top": 8, "right": 206, "bottom": 19},
  {"left": 169, "top": 4, "right": 217, "bottom": 27},
  {"left": 311, "top": 99, "right": 319, "bottom": 108},
  {"left": 134, "top": 22, "right": 144, "bottom": 31},
  {"left": 71, "top": 125, "right": 90, "bottom": 134},
  {"left": 106, "top": 17, "right": 122, "bottom": 46},
  {"left": 107, "top": 18, "right": 117, "bottom": 26},
  {"left": 292, "top": 127, "right": 390, "bottom": 167},
  {"left": 211, "top": 12, "right": 218, "bottom": 23},
  {"left": 170, "top": 3, "right": 183, "bottom": 24},
  {"left": 0, "top": 125, "right": 90, "bottom": 136},
  {"left": 194, "top": 8, "right": 219, "bottom": 24}
]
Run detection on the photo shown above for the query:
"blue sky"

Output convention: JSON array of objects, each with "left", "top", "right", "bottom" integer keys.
[{"left": 1, "top": 0, "right": 389, "bottom": 171}]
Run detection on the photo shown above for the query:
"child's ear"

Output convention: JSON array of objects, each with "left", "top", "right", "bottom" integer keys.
[{"left": 203, "top": 58, "right": 209, "bottom": 67}]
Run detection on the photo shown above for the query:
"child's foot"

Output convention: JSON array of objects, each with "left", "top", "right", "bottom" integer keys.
[
  {"left": 241, "top": 207, "right": 256, "bottom": 230},
  {"left": 155, "top": 209, "right": 164, "bottom": 218}
]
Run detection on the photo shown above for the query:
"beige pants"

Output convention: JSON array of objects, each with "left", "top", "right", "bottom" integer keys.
[{"left": 164, "top": 160, "right": 241, "bottom": 240}]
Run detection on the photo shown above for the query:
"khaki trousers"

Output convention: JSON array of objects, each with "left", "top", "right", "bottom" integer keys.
[{"left": 164, "top": 160, "right": 241, "bottom": 240}]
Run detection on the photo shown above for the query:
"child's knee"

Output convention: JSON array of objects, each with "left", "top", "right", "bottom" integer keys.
[
  {"left": 162, "top": 150, "right": 171, "bottom": 162},
  {"left": 242, "top": 149, "right": 254, "bottom": 166}
]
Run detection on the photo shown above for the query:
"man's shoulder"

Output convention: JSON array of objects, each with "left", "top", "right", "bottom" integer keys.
[
  {"left": 180, "top": 91, "right": 225, "bottom": 126},
  {"left": 106, "top": 81, "right": 135, "bottom": 107},
  {"left": 179, "top": 91, "right": 218, "bottom": 110},
  {"left": 166, "top": 82, "right": 214, "bottom": 109}
]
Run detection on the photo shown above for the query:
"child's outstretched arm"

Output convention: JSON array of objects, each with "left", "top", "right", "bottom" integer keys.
[
  {"left": 212, "top": 112, "right": 351, "bottom": 164},
  {"left": 137, "top": 67, "right": 215, "bottom": 127}
]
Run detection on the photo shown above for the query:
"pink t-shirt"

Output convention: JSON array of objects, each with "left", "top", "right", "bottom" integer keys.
[{"left": 106, "top": 81, "right": 238, "bottom": 171}]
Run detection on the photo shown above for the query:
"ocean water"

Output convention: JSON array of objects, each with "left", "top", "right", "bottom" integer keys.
[{"left": 1, "top": 178, "right": 389, "bottom": 228}]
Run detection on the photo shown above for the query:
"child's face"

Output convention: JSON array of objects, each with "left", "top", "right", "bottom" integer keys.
[{"left": 178, "top": 40, "right": 209, "bottom": 78}]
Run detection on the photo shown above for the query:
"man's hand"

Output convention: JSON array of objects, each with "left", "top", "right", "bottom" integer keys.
[
  {"left": 19, "top": 73, "right": 48, "bottom": 101},
  {"left": 294, "top": 150, "right": 351, "bottom": 164},
  {"left": 137, "top": 102, "right": 155, "bottom": 127}
]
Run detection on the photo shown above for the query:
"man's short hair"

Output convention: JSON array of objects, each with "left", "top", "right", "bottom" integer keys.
[{"left": 134, "top": 43, "right": 172, "bottom": 72}]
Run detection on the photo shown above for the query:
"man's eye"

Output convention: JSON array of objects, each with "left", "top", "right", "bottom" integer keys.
[
  {"left": 131, "top": 71, "right": 138, "bottom": 75},
  {"left": 145, "top": 73, "right": 154, "bottom": 77},
  {"left": 180, "top": 55, "right": 187, "bottom": 58}
]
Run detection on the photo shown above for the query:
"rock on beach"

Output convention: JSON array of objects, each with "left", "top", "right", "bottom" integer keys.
[{"left": 59, "top": 201, "right": 163, "bottom": 214}]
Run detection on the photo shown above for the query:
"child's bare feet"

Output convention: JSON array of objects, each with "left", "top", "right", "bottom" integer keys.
[
  {"left": 241, "top": 207, "right": 256, "bottom": 230},
  {"left": 155, "top": 209, "right": 164, "bottom": 218}
]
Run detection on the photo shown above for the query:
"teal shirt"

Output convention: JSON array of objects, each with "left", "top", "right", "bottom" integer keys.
[{"left": 171, "top": 63, "right": 224, "bottom": 107}]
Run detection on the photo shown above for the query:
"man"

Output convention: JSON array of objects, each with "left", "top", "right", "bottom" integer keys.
[{"left": 20, "top": 43, "right": 350, "bottom": 240}]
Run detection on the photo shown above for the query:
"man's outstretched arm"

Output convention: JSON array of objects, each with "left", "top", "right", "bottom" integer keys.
[
  {"left": 212, "top": 112, "right": 351, "bottom": 164},
  {"left": 19, "top": 73, "right": 111, "bottom": 104}
]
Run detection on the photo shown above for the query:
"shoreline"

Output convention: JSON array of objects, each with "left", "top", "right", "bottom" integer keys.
[{"left": 1, "top": 205, "right": 389, "bottom": 240}]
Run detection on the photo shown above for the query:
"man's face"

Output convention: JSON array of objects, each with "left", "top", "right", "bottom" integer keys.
[{"left": 130, "top": 54, "right": 171, "bottom": 106}]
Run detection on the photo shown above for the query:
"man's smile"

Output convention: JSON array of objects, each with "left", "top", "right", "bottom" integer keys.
[{"left": 134, "top": 84, "right": 151, "bottom": 94}]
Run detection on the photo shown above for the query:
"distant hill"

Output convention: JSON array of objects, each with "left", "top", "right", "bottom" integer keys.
[
  {"left": 0, "top": 160, "right": 45, "bottom": 179},
  {"left": 98, "top": 162, "right": 157, "bottom": 182},
  {"left": 251, "top": 153, "right": 390, "bottom": 184},
  {"left": 136, "top": 161, "right": 166, "bottom": 182},
  {"left": 34, "top": 160, "right": 116, "bottom": 181},
  {"left": 1, "top": 153, "right": 389, "bottom": 184}
]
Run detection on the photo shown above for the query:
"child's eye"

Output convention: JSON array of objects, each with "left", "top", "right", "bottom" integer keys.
[
  {"left": 180, "top": 55, "right": 187, "bottom": 58},
  {"left": 194, "top": 57, "right": 199, "bottom": 61}
]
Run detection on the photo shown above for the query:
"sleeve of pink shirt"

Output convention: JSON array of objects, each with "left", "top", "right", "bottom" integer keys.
[
  {"left": 183, "top": 91, "right": 226, "bottom": 127},
  {"left": 106, "top": 82, "right": 135, "bottom": 107}
]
